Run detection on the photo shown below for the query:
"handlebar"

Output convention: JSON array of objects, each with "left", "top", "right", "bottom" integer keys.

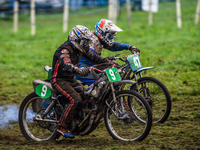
[
  {"left": 111, "top": 54, "right": 127, "bottom": 62},
  {"left": 87, "top": 60, "right": 120, "bottom": 80},
  {"left": 110, "top": 52, "right": 140, "bottom": 63},
  {"left": 87, "top": 60, "right": 118, "bottom": 73},
  {"left": 86, "top": 52, "right": 140, "bottom": 78},
  {"left": 108, "top": 54, "right": 127, "bottom": 62},
  {"left": 89, "top": 67, "right": 104, "bottom": 73}
]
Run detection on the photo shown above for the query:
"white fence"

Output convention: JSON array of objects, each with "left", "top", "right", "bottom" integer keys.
[{"left": 1, "top": 0, "right": 200, "bottom": 35}]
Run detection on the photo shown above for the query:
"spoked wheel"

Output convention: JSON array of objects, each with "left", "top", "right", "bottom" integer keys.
[
  {"left": 104, "top": 90, "right": 152, "bottom": 141},
  {"left": 18, "top": 92, "right": 59, "bottom": 141},
  {"left": 132, "top": 77, "right": 171, "bottom": 123}
]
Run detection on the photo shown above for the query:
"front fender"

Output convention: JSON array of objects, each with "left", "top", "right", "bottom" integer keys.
[
  {"left": 99, "top": 80, "right": 137, "bottom": 107},
  {"left": 136, "top": 67, "right": 154, "bottom": 74},
  {"left": 113, "top": 80, "right": 137, "bottom": 87}
]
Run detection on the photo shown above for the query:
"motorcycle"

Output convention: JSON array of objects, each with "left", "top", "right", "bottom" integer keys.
[
  {"left": 111, "top": 53, "right": 172, "bottom": 123},
  {"left": 18, "top": 63, "right": 152, "bottom": 142}
]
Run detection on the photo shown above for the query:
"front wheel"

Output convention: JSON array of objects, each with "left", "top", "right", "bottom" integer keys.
[
  {"left": 132, "top": 77, "right": 171, "bottom": 123},
  {"left": 18, "top": 92, "right": 59, "bottom": 141},
  {"left": 104, "top": 90, "right": 152, "bottom": 141}
]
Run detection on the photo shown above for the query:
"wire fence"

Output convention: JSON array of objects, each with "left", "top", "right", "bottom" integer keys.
[
  {"left": 0, "top": 0, "right": 180, "bottom": 15},
  {"left": 0, "top": 0, "right": 197, "bottom": 16},
  {"left": 0, "top": 0, "right": 199, "bottom": 34}
]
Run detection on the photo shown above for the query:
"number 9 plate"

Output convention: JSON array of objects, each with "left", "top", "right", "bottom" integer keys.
[
  {"left": 35, "top": 84, "right": 51, "bottom": 98},
  {"left": 105, "top": 68, "right": 121, "bottom": 82}
]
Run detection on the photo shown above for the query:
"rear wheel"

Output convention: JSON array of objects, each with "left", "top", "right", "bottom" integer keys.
[
  {"left": 18, "top": 92, "right": 59, "bottom": 141},
  {"left": 104, "top": 90, "right": 152, "bottom": 141},
  {"left": 132, "top": 77, "right": 171, "bottom": 123}
]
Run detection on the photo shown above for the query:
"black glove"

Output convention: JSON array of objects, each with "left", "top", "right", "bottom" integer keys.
[
  {"left": 77, "top": 67, "right": 90, "bottom": 76},
  {"left": 128, "top": 45, "right": 140, "bottom": 54},
  {"left": 63, "top": 64, "right": 75, "bottom": 72}
]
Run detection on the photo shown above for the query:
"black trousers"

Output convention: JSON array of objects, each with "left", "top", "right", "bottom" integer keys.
[{"left": 52, "top": 78, "right": 83, "bottom": 130}]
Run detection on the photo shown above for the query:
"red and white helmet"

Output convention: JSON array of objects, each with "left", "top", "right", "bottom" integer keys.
[
  {"left": 95, "top": 19, "right": 123, "bottom": 46},
  {"left": 69, "top": 25, "right": 92, "bottom": 52}
]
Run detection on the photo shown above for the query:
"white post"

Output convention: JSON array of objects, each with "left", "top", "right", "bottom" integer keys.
[
  {"left": 113, "top": 0, "right": 118, "bottom": 23},
  {"left": 30, "top": 0, "right": 36, "bottom": 35},
  {"left": 176, "top": 0, "right": 182, "bottom": 28},
  {"left": 108, "top": 0, "right": 117, "bottom": 23},
  {"left": 148, "top": 0, "right": 153, "bottom": 25},
  {"left": 126, "top": 0, "right": 131, "bottom": 26},
  {"left": 13, "top": 0, "right": 19, "bottom": 33},
  {"left": 195, "top": 0, "right": 200, "bottom": 25},
  {"left": 116, "top": 0, "right": 120, "bottom": 16},
  {"left": 108, "top": 0, "right": 112, "bottom": 20},
  {"left": 63, "top": 0, "right": 69, "bottom": 32}
]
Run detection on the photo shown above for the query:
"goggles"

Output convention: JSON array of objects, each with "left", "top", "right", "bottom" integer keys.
[{"left": 105, "top": 32, "right": 116, "bottom": 40}]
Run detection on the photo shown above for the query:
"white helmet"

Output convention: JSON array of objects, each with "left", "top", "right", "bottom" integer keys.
[
  {"left": 69, "top": 25, "right": 92, "bottom": 52},
  {"left": 95, "top": 19, "right": 123, "bottom": 46}
]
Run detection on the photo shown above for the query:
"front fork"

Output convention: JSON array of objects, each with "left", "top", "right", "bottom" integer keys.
[
  {"left": 106, "top": 83, "right": 130, "bottom": 119},
  {"left": 110, "top": 83, "right": 118, "bottom": 115},
  {"left": 134, "top": 72, "right": 152, "bottom": 106},
  {"left": 138, "top": 72, "right": 151, "bottom": 98}
]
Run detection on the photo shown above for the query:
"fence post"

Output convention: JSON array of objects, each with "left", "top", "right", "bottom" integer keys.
[
  {"left": 30, "top": 0, "right": 36, "bottom": 35},
  {"left": 195, "top": 0, "right": 200, "bottom": 24},
  {"left": 148, "top": 0, "right": 153, "bottom": 25},
  {"left": 176, "top": 0, "right": 182, "bottom": 28},
  {"left": 126, "top": 0, "right": 131, "bottom": 26},
  {"left": 63, "top": 0, "right": 69, "bottom": 32},
  {"left": 108, "top": 0, "right": 117, "bottom": 23},
  {"left": 13, "top": 0, "right": 19, "bottom": 33},
  {"left": 108, "top": 0, "right": 112, "bottom": 20}
]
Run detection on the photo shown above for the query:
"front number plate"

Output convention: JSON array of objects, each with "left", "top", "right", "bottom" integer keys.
[
  {"left": 127, "top": 54, "right": 143, "bottom": 71},
  {"left": 105, "top": 68, "right": 121, "bottom": 82}
]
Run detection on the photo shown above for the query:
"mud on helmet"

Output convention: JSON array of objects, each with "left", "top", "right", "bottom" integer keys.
[
  {"left": 69, "top": 25, "right": 92, "bottom": 52},
  {"left": 95, "top": 19, "right": 123, "bottom": 46}
]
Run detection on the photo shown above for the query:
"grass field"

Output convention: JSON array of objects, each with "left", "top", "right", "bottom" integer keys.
[{"left": 0, "top": 0, "right": 200, "bottom": 149}]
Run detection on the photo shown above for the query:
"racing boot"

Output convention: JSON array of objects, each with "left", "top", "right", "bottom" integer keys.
[{"left": 56, "top": 128, "right": 75, "bottom": 138}]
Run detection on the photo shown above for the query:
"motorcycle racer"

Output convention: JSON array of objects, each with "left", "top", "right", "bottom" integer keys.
[
  {"left": 75, "top": 19, "right": 140, "bottom": 85},
  {"left": 51, "top": 25, "right": 109, "bottom": 138}
]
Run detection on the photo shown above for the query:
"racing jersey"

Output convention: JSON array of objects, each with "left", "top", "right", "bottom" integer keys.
[{"left": 51, "top": 40, "right": 108, "bottom": 81}]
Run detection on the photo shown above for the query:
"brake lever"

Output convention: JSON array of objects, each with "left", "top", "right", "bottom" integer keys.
[
  {"left": 113, "top": 54, "right": 120, "bottom": 57},
  {"left": 122, "top": 55, "right": 128, "bottom": 62},
  {"left": 133, "top": 51, "right": 140, "bottom": 56},
  {"left": 112, "top": 54, "right": 120, "bottom": 60}
]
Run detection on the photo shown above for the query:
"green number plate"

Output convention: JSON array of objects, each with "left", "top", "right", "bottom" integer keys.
[
  {"left": 105, "top": 68, "right": 121, "bottom": 82},
  {"left": 35, "top": 84, "right": 51, "bottom": 98},
  {"left": 127, "top": 54, "right": 143, "bottom": 71}
]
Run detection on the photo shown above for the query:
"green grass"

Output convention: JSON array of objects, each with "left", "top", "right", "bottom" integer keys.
[{"left": 0, "top": 0, "right": 200, "bottom": 149}]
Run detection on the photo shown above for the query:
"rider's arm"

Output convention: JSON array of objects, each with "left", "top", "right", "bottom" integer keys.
[
  {"left": 83, "top": 48, "right": 108, "bottom": 64},
  {"left": 110, "top": 42, "right": 130, "bottom": 51},
  {"left": 58, "top": 49, "right": 78, "bottom": 75},
  {"left": 104, "top": 42, "right": 140, "bottom": 53},
  {"left": 103, "top": 42, "right": 130, "bottom": 51}
]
